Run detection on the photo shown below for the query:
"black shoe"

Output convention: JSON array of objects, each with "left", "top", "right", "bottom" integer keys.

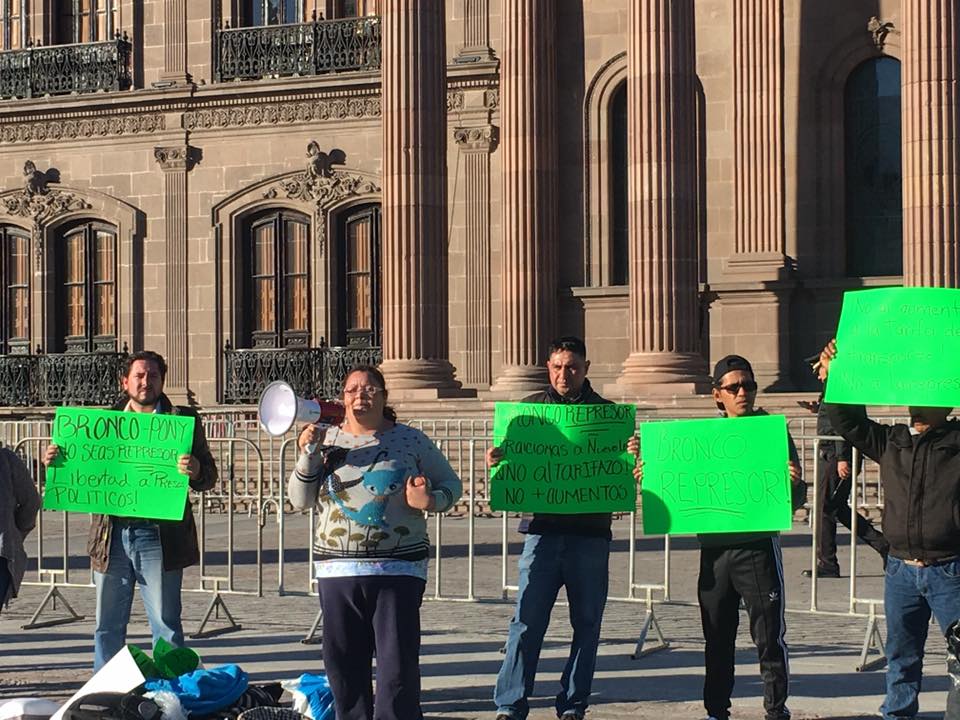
[{"left": 801, "top": 566, "right": 841, "bottom": 578}]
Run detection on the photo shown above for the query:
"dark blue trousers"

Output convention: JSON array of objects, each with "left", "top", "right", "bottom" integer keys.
[{"left": 318, "top": 574, "right": 426, "bottom": 720}]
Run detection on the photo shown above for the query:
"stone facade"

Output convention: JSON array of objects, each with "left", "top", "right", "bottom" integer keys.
[{"left": 0, "top": 0, "right": 945, "bottom": 408}]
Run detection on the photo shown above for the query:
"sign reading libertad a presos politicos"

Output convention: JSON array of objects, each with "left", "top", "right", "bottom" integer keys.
[
  {"left": 489, "top": 402, "right": 637, "bottom": 514},
  {"left": 43, "top": 407, "right": 195, "bottom": 520}
]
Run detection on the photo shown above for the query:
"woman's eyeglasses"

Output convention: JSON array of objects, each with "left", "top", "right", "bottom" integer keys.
[{"left": 344, "top": 385, "right": 383, "bottom": 396}]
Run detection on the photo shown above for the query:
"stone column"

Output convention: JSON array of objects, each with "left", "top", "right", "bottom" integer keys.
[
  {"left": 378, "top": 1, "right": 462, "bottom": 394},
  {"left": 154, "top": 145, "right": 192, "bottom": 401},
  {"left": 611, "top": 0, "right": 708, "bottom": 393},
  {"left": 456, "top": 0, "right": 495, "bottom": 63},
  {"left": 455, "top": 125, "right": 498, "bottom": 385},
  {"left": 159, "top": 0, "right": 189, "bottom": 85},
  {"left": 491, "top": 0, "right": 557, "bottom": 393},
  {"left": 902, "top": 0, "right": 960, "bottom": 286},
  {"left": 710, "top": 0, "right": 792, "bottom": 389}
]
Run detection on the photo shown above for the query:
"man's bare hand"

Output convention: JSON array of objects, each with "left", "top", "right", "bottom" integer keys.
[
  {"left": 633, "top": 460, "right": 644, "bottom": 487},
  {"left": 42, "top": 444, "right": 59, "bottom": 467},
  {"left": 819, "top": 339, "right": 838, "bottom": 381},
  {"left": 486, "top": 446, "right": 504, "bottom": 468},
  {"left": 837, "top": 460, "right": 851, "bottom": 480},
  {"left": 626, "top": 435, "right": 639, "bottom": 458},
  {"left": 789, "top": 461, "right": 802, "bottom": 484}
]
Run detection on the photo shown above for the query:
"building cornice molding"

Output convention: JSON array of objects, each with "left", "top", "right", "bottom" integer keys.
[{"left": 0, "top": 113, "right": 166, "bottom": 146}]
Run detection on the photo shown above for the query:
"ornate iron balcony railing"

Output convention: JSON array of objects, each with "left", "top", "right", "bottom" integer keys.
[
  {"left": 0, "top": 35, "right": 132, "bottom": 100},
  {"left": 0, "top": 350, "right": 128, "bottom": 407},
  {"left": 215, "top": 15, "right": 381, "bottom": 82},
  {"left": 223, "top": 343, "right": 383, "bottom": 404}
]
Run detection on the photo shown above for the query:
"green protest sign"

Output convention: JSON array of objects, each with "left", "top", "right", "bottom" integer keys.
[
  {"left": 43, "top": 407, "right": 196, "bottom": 521},
  {"left": 640, "top": 414, "right": 791, "bottom": 535},
  {"left": 825, "top": 287, "right": 960, "bottom": 406},
  {"left": 489, "top": 402, "right": 636, "bottom": 514}
]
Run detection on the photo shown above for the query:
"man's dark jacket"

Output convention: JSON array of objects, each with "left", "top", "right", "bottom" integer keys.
[
  {"left": 826, "top": 402, "right": 960, "bottom": 564},
  {"left": 517, "top": 379, "right": 615, "bottom": 540},
  {"left": 86, "top": 393, "right": 218, "bottom": 573}
]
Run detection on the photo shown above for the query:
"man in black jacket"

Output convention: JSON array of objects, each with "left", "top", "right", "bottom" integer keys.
[
  {"left": 489, "top": 336, "right": 636, "bottom": 720},
  {"left": 820, "top": 338, "right": 960, "bottom": 720}
]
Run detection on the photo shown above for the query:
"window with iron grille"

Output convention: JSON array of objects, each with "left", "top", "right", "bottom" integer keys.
[
  {"left": 0, "top": 225, "right": 30, "bottom": 354},
  {"left": 241, "top": 210, "right": 311, "bottom": 348},
  {"left": 238, "top": 0, "right": 308, "bottom": 26},
  {"left": 55, "top": 221, "right": 117, "bottom": 353}
]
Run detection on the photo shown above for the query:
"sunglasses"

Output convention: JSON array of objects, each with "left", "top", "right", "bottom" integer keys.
[{"left": 718, "top": 380, "right": 758, "bottom": 394}]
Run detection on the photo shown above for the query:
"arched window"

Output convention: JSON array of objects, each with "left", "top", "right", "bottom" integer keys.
[
  {"left": 55, "top": 221, "right": 116, "bottom": 352},
  {"left": 609, "top": 81, "right": 628, "bottom": 285},
  {"left": 0, "top": 225, "right": 30, "bottom": 354},
  {"left": 844, "top": 56, "right": 902, "bottom": 277},
  {"left": 55, "top": 0, "right": 117, "bottom": 44},
  {"left": 337, "top": 204, "right": 380, "bottom": 347},
  {"left": 1, "top": 0, "right": 27, "bottom": 50},
  {"left": 241, "top": 210, "right": 310, "bottom": 348}
]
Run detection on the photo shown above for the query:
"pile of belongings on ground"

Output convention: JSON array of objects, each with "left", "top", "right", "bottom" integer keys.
[{"left": 0, "top": 640, "right": 333, "bottom": 720}]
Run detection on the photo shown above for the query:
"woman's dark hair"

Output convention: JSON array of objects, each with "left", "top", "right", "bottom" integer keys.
[{"left": 342, "top": 364, "right": 398, "bottom": 422}]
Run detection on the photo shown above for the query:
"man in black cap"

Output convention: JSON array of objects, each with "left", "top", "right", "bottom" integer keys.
[
  {"left": 803, "top": 355, "right": 888, "bottom": 578},
  {"left": 695, "top": 355, "right": 805, "bottom": 720}
]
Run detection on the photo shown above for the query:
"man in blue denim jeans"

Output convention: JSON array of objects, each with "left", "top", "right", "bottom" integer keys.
[
  {"left": 43, "top": 351, "right": 218, "bottom": 670},
  {"left": 488, "top": 336, "right": 638, "bottom": 720},
  {"left": 821, "top": 339, "right": 960, "bottom": 719}
]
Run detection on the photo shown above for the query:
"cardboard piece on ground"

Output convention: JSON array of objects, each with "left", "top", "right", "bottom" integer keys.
[{"left": 50, "top": 646, "right": 146, "bottom": 720}]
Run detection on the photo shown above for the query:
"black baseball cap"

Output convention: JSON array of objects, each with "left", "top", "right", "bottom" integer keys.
[{"left": 712, "top": 355, "right": 754, "bottom": 386}]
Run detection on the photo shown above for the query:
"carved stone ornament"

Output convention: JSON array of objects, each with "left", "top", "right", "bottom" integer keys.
[
  {"left": 446, "top": 89, "right": 465, "bottom": 112},
  {"left": 1, "top": 161, "right": 92, "bottom": 269},
  {"left": 483, "top": 88, "right": 499, "bottom": 110},
  {"left": 453, "top": 125, "right": 499, "bottom": 152},
  {"left": 260, "top": 142, "right": 381, "bottom": 251},
  {"left": 154, "top": 145, "right": 195, "bottom": 171},
  {"left": 0, "top": 113, "right": 165, "bottom": 145},
  {"left": 184, "top": 96, "right": 382, "bottom": 130},
  {"left": 867, "top": 16, "right": 895, "bottom": 51}
]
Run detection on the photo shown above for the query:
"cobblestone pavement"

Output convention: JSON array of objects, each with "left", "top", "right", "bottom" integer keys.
[{"left": 1, "top": 516, "right": 952, "bottom": 718}]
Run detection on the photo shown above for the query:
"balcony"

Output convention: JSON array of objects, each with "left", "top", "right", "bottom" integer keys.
[
  {"left": 215, "top": 15, "right": 381, "bottom": 83},
  {"left": 0, "top": 350, "right": 128, "bottom": 407},
  {"left": 223, "top": 343, "right": 383, "bottom": 403},
  {"left": 0, "top": 35, "right": 132, "bottom": 100}
]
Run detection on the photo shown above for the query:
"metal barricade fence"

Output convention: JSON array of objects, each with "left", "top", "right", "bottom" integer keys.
[{"left": 3, "top": 412, "right": 909, "bottom": 666}]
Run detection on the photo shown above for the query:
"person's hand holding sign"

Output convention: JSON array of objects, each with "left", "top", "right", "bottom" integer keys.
[
  {"left": 486, "top": 445, "right": 504, "bottom": 468},
  {"left": 42, "top": 443, "right": 59, "bottom": 467},
  {"left": 178, "top": 454, "right": 201, "bottom": 479},
  {"left": 818, "top": 338, "right": 838, "bottom": 379},
  {"left": 789, "top": 460, "right": 802, "bottom": 485},
  {"left": 406, "top": 475, "right": 435, "bottom": 511}
]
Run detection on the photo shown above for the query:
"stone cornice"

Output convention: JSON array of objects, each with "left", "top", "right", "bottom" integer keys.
[
  {"left": 0, "top": 72, "right": 501, "bottom": 141},
  {"left": 0, "top": 113, "right": 166, "bottom": 145},
  {"left": 453, "top": 124, "right": 498, "bottom": 152}
]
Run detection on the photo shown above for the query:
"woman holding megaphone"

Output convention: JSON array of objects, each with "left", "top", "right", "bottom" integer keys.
[{"left": 288, "top": 364, "right": 462, "bottom": 720}]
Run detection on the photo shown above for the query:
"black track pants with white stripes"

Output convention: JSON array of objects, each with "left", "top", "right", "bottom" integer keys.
[{"left": 697, "top": 538, "right": 791, "bottom": 720}]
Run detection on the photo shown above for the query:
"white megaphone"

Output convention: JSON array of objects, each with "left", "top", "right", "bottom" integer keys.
[{"left": 258, "top": 381, "right": 345, "bottom": 453}]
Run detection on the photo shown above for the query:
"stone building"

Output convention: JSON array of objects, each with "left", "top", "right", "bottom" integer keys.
[{"left": 0, "top": 0, "right": 954, "bottom": 410}]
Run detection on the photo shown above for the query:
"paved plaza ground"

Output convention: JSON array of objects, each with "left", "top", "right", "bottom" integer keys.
[{"left": 1, "top": 516, "right": 953, "bottom": 719}]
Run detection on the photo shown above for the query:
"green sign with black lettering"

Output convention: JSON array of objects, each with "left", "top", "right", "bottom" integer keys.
[
  {"left": 43, "top": 407, "right": 195, "bottom": 520},
  {"left": 825, "top": 286, "right": 960, "bottom": 406},
  {"left": 640, "top": 415, "right": 791, "bottom": 535},
  {"left": 489, "top": 402, "right": 637, "bottom": 514}
]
